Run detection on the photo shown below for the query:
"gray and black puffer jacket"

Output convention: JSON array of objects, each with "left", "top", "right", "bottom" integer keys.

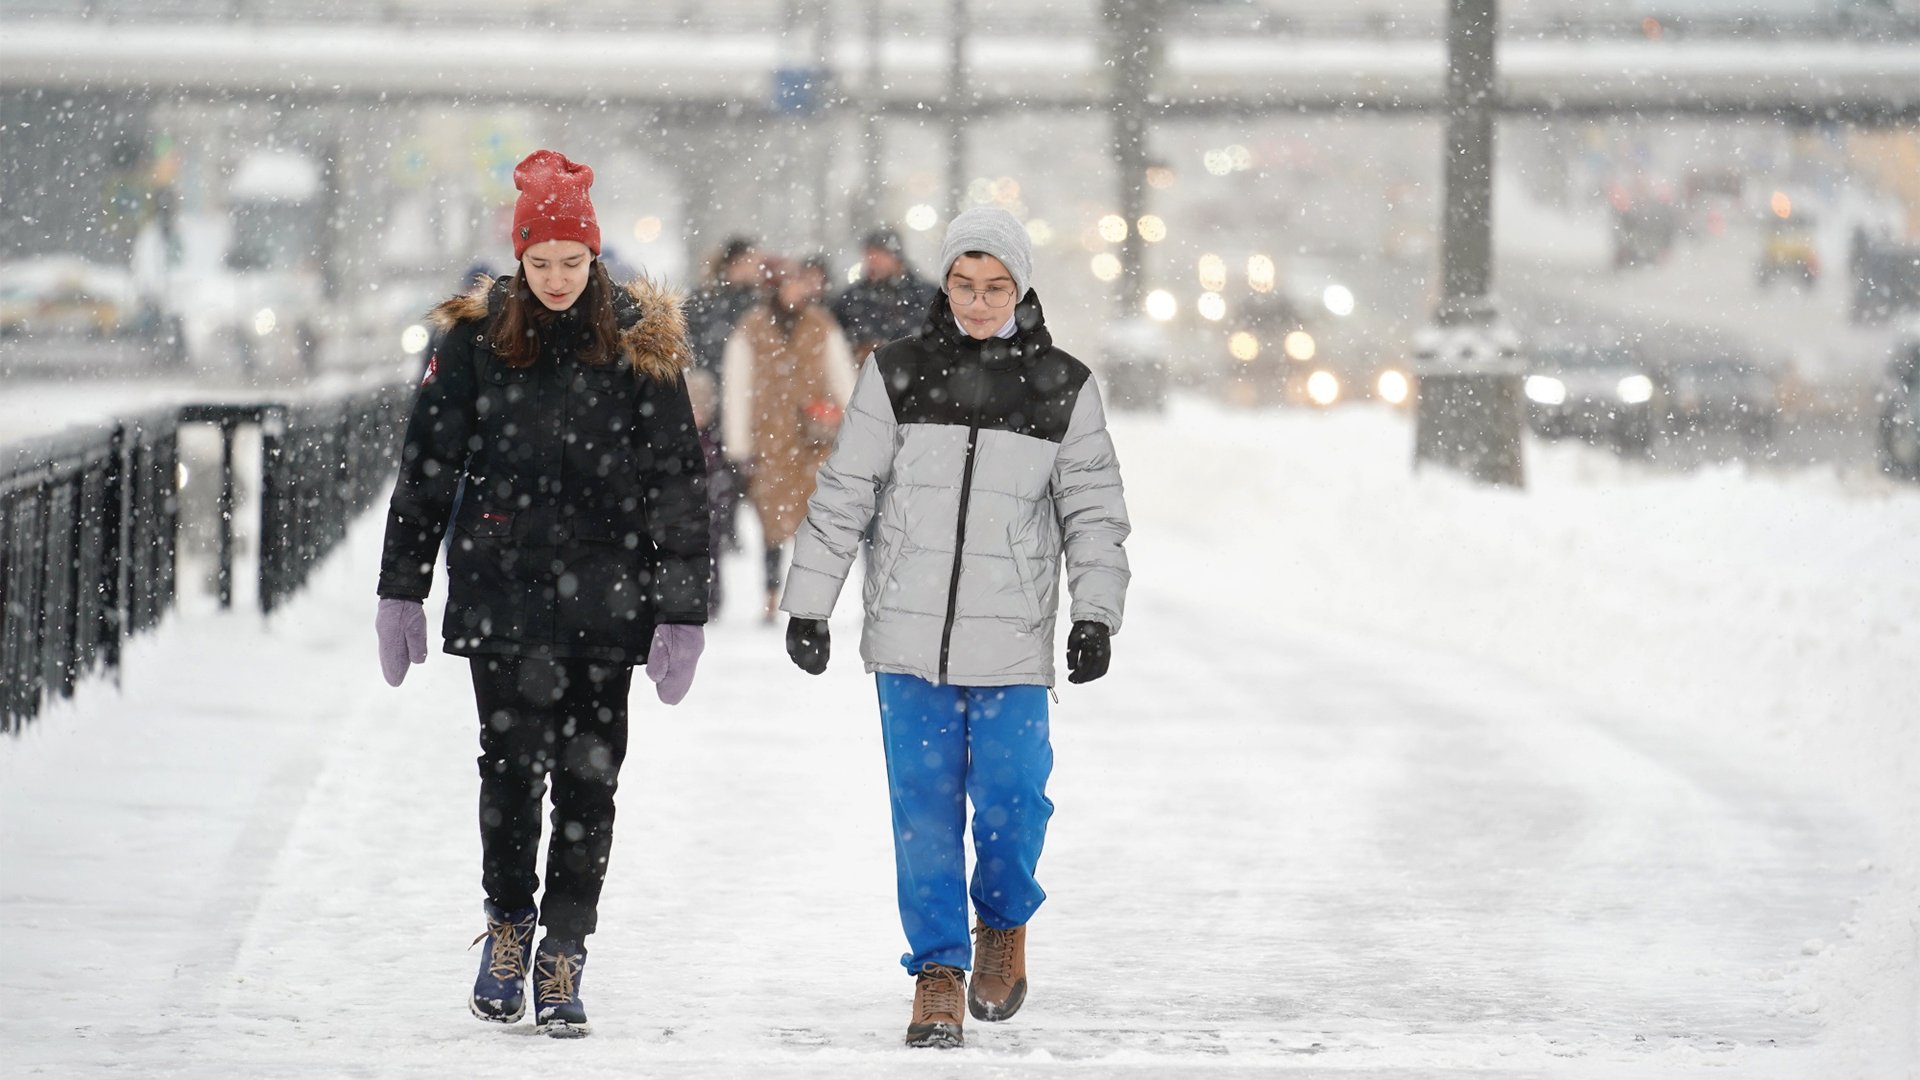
[{"left": 780, "top": 290, "right": 1130, "bottom": 687}]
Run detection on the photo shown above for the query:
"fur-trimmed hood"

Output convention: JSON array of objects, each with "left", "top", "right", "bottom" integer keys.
[{"left": 426, "top": 273, "right": 690, "bottom": 382}]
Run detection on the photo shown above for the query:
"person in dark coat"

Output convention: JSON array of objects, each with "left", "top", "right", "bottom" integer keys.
[
  {"left": 681, "top": 236, "right": 765, "bottom": 594},
  {"left": 373, "top": 149, "right": 709, "bottom": 1039},
  {"left": 830, "top": 227, "right": 939, "bottom": 362}
]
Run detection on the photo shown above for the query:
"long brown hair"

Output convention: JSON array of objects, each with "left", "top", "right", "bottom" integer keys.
[{"left": 490, "top": 259, "right": 622, "bottom": 369}]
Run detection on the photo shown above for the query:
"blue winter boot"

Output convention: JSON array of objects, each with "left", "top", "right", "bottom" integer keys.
[
  {"left": 532, "top": 939, "right": 591, "bottom": 1038},
  {"left": 468, "top": 902, "right": 537, "bottom": 1023}
]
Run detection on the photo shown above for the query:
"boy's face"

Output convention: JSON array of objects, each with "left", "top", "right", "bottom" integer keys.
[{"left": 945, "top": 254, "right": 1017, "bottom": 340}]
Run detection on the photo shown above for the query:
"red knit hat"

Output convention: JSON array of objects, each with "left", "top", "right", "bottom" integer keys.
[{"left": 511, "top": 150, "right": 600, "bottom": 259}]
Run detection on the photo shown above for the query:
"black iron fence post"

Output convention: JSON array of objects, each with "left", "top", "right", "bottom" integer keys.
[{"left": 3, "top": 383, "right": 407, "bottom": 733}]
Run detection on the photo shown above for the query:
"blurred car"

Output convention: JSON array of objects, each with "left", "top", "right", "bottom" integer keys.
[
  {"left": 1213, "top": 289, "right": 1410, "bottom": 410},
  {"left": 1877, "top": 331, "right": 1920, "bottom": 481},
  {"left": 1756, "top": 212, "right": 1820, "bottom": 288},
  {"left": 1523, "top": 336, "right": 1658, "bottom": 454},
  {"left": 338, "top": 272, "right": 459, "bottom": 373},
  {"left": 1848, "top": 229, "right": 1920, "bottom": 325},
  {"left": 0, "top": 254, "right": 186, "bottom": 367},
  {"left": 1217, "top": 292, "right": 1311, "bottom": 407},
  {"left": 1097, "top": 316, "right": 1172, "bottom": 412},
  {"left": 1659, "top": 354, "right": 1780, "bottom": 442},
  {"left": 0, "top": 255, "right": 141, "bottom": 338},
  {"left": 1612, "top": 201, "right": 1680, "bottom": 270}
]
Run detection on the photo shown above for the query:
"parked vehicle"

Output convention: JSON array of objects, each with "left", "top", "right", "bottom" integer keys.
[
  {"left": 1878, "top": 330, "right": 1920, "bottom": 480},
  {"left": 1097, "top": 316, "right": 1172, "bottom": 412},
  {"left": 1612, "top": 200, "right": 1680, "bottom": 270},
  {"left": 1757, "top": 212, "right": 1820, "bottom": 289},
  {"left": 1523, "top": 334, "right": 1658, "bottom": 455},
  {"left": 1659, "top": 354, "right": 1781, "bottom": 443},
  {"left": 0, "top": 254, "right": 186, "bottom": 367},
  {"left": 1848, "top": 228, "right": 1920, "bottom": 325}
]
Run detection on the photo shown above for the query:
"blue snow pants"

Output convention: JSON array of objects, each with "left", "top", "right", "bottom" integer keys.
[{"left": 875, "top": 673, "right": 1055, "bottom": 975}]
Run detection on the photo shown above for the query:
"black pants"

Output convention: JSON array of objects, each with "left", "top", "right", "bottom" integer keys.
[{"left": 471, "top": 655, "right": 634, "bottom": 943}]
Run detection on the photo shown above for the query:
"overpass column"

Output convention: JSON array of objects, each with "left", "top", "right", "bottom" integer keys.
[
  {"left": 946, "top": 0, "right": 970, "bottom": 220},
  {"left": 1414, "top": 0, "right": 1525, "bottom": 487},
  {"left": 1104, "top": 0, "right": 1164, "bottom": 314}
]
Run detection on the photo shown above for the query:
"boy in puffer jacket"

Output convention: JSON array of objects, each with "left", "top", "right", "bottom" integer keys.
[{"left": 779, "top": 206, "right": 1131, "bottom": 1049}]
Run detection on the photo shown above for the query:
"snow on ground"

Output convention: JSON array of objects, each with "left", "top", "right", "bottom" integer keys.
[{"left": 2, "top": 396, "right": 1915, "bottom": 1078}]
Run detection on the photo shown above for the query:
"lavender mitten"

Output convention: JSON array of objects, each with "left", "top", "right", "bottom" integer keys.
[
  {"left": 375, "top": 598, "right": 428, "bottom": 687},
  {"left": 645, "top": 623, "right": 706, "bottom": 705}
]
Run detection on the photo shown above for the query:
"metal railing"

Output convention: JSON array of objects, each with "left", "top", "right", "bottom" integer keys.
[
  {"left": 1, "top": 381, "right": 409, "bottom": 732},
  {"left": 255, "top": 385, "right": 411, "bottom": 613},
  {"left": 1, "top": 410, "right": 178, "bottom": 732}
]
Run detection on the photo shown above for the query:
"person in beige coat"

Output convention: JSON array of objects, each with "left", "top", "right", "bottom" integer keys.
[{"left": 721, "top": 258, "right": 858, "bottom": 621}]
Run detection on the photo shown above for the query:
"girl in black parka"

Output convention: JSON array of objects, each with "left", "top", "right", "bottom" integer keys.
[{"left": 374, "top": 150, "right": 709, "bottom": 1039}]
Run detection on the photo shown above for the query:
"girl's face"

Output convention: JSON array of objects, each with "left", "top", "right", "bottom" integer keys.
[{"left": 522, "top": 240, "right": 594, "bottom": 311}]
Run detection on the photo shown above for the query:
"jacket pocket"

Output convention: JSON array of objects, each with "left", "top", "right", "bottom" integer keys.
[
  {"left": 477, "top": 363, "right": 535, "bottom": 415},
  {"left": 1004, "top": 525, "right": 1043, "bottom": 628},
  {"left": 864, "top": 528, "right": 907, "bottom": 614},
  {"left": 454, "top": 500, "right": 514, "bottom": 539}
]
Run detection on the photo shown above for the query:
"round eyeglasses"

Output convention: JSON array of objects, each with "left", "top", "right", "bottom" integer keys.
[{"left": 948, "top": 283, "right": 1017, "bottom": 308}]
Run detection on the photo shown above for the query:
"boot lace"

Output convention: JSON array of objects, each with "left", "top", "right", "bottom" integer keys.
[
  {"left": 469, "top": 914, "right": 535, "bottom": 982},
  {"left": 915, "top": 964, "right": 965, "bottom": 1021},
  {"left": 536, "top": 951, "right": 584, "bottom": 1005},
  {"left": 972, "top": 925, "right": 1016, "bottom": 980}
]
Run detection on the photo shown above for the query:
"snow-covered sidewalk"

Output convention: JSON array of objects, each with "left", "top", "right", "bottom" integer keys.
[{"left": 3, "top": 400, "right": 1915, "bottom": 1078}]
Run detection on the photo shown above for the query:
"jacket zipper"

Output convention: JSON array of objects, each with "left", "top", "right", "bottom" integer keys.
[{"left": 937, "top": 413, "right": 982, "bottom": 684}]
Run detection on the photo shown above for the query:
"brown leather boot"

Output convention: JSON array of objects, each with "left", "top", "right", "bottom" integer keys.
[
  {"left": 968, "top": 921, "right": 1028, "bottom": 1021},
  {"left": 905, "top": 963, "right": 966, "bottom": 1048}
]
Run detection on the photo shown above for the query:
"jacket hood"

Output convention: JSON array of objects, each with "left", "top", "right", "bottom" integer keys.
[
  {"left": 919, "top": 287, "right": 1053, "bottom": 365},
  {"left": 426, "top": 273, "right": 691, "bottom": 382}
]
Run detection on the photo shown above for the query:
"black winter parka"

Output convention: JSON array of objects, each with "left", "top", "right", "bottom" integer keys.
[{"left": 377, "top": 275, "right": 710, "bottom": 663}]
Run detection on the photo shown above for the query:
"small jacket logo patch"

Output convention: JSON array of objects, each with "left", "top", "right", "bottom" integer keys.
[{"left": 420, "top": 352, "right": 438, "bottom": 386}]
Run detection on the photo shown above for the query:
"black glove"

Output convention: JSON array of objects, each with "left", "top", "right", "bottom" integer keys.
[
  {"left": 786, "top": 617, "right": 830, "bottom": 675},
  {"left": 1065, "top": 620, "right": 1110, "bottom": 684}
]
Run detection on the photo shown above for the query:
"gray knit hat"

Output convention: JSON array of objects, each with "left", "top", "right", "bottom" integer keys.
[{"left": 938, "top": 207, "right": 1034, "bottom": 302}]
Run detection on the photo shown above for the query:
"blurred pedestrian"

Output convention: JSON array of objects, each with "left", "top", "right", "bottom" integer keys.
[
  {"left": 684, "top": 236, "right": 764, "bottom": 384},
  {"left": 684, "top": 366, "right": 734, "bottom": 614},
  {"left": 373, "top": 149, "right": 710, "bottom": 1039},
  {"left": 831, "top": 227, "right": 938, "bottom": 362},
  {"left": 721, "top": 257, "right": 858, "bottom": 623},
  {"left": 779, "top": 206, "right": 1131, "bottom": 1049},
  {"left": 683, "top": 236, "right": 765, "bottom": 595}
]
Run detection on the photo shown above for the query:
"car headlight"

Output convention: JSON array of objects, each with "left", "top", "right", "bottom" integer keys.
[
  {"left": 401, "top": 323, "right": 431, "bottom": 354},
  {"left": 251, "top": 308, "right": 278, "bottom": 337},
  {"left": 1376, "top": 369, "right": 1410, "bottom": 405},
  {"left": 1617, "top": 374, "right": 1654, "bottom": 404},
  {"left": 1306, "top": 369, "right": 1340, "bottom": 406},
  {"left": 1524, "top": 375, "right": 1567, "bottom": 405}
]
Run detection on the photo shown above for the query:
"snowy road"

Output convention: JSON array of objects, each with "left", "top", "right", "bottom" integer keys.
[{"left": 3, "top": 401, "right": 1914, "bottom": 1078}]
